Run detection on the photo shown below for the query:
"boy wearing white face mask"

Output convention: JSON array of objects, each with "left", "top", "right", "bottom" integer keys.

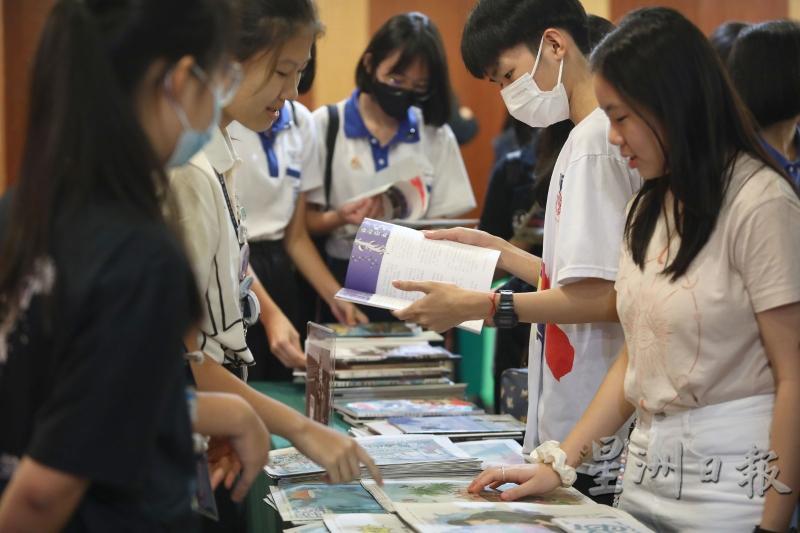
[{"left": 393, "top": 0, "right": 641, "bottom": 502}]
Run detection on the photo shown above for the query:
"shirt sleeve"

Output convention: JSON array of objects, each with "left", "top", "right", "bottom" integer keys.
[
  {"left": 425, "top": 124, "right": 477, "bottom": 218},
  {"left": 556, "top": 154, "right": 639, "bottom": 285},
  {"left": 168, "top": 163, "right": 221, "bottom": 303},
  {"left": 731, "top": 186, "right": 800, "bottom": 313},
  {"left": 297, "top": 104, "right": 324, "bottom": 193},
  {"left": 306, "top": 106, "right": 330, "bottom": 206},
  {"left": 27, "top": 236, "right": 193, "bottom": 489}
]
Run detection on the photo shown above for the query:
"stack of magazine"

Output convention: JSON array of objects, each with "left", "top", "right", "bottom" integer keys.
[
  {"left": 296, "top": 322, "right": 468, "bottom": 402},
  {"left": 265, "top": 435, "right": 483, "bottom": 482}
]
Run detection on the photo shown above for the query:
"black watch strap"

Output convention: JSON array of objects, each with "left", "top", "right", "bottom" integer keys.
[{"left": 493, "top": 289, "right": 518, "bottom": 329}]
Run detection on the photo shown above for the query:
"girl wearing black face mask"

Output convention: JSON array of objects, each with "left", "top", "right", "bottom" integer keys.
[{"left": 305, "top": 12, "right": 476, "bottom": 322}]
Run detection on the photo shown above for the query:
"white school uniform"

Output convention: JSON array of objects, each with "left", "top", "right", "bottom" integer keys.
[
  {"left": 228, "top": 101, "right": 323, "bottom": 242},
  {"left": 307, "top": 89, "right": 476, "bottom": 260},
  {"left": 523, "top": 108, "right": 642, "bottom": 466},
  {"left": 168, "top": 127, "right": 253, "bottom": 366}
]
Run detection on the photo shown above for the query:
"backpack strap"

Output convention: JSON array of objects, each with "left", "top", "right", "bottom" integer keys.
[{"left": 323, "top": 104, "right": 340, "bottom": 211}]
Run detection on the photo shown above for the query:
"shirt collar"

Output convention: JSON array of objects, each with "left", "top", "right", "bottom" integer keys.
[
  {"left": 268, "top": 102, "right": 293, "bottom": 137},
  {"left": 343, "top": 89, "right": 420, "bottom": 145},
  {"left": 206, "top": 125, "right": 240, "bottom": 176},
  {"left": 760, "top": 127, "right": 800, "bottom": 169}
]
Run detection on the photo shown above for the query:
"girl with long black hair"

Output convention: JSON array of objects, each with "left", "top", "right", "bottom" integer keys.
[
  {"left": 470, "top": 8, "right": 799, "bottom": 531},
  {"left": 0, "top": 0, "right": 271, "bottom": 530}
]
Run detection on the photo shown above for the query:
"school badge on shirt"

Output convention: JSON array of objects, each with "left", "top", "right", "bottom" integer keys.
[{"left": 555, "top": 173, "right": 565, "bottom": 221}]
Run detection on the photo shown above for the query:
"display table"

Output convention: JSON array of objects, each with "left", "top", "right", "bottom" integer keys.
[{"left": 245, "top": 381, "right": 350, "bottom": 533}]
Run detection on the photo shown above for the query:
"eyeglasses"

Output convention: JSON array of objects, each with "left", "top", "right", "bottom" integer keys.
[
  {"left": 384, "top": 76, "right": 432, "bottom": 101},
  {"left": 191, "top": 61, "right": 243, "bottom": 107}
]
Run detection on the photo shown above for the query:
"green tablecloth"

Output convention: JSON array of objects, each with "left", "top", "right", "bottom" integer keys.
[{"left": 245, "top": 381, "right": 350, "bottom": 533}]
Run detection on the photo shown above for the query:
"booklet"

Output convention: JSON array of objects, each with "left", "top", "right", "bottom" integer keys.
[
  {"left": 348, "top": 158, "right": 432, "bottom": 221},
  {"left": 335, "top": 219, "right": 500, "bottom": 334}
]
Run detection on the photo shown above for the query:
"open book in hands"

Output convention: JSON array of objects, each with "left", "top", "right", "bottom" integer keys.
[{"left": 334, "top": 219, "right": 500, "bottom": 333}]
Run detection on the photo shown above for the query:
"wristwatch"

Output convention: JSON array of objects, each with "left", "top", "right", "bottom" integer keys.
[{"left": 493, "top": 289, "right": 518, "bottom": 328}]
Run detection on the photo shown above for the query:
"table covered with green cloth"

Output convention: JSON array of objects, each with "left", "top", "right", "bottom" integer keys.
[{"left": 246, "top": 381, "right": 350, "bottom": 533}]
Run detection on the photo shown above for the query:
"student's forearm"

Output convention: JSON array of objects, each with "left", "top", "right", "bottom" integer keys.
[
  {"left": 761, "top": 379, "right": 800, "bottom": 531},
  {"left": 499, "top": 241, "right": 542, "bottom": 284},
  {"left": 0, "top": 458, "right": 88, "bottom": 533},
  {"left": 191, "top": 358, "right": 307, "bottom": 440},
  {"left": 306, "top": 206, "right": 343, "bottom": 236},
  {"left": 193, "top": 392, "right": 259, "bottom": 437},
  {"left": 558, "top": 346, "right": 634, "bottom": 468},
  {"left": 756, "top": 303, "right": 800, "bottom": 531},
  {"left": 247, "top": 266, "right": 282, "bottom": 317},
  {"left": 285, "top": 234, "right": 340, "bottom": 300},
  {"left": 513, "top": 278, "right": 618, "bottom": 324}
]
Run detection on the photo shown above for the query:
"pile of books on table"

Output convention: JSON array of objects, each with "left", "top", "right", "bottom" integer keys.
[
  {"left": 295, "top": 322, "right": 468, "bottom": 402},
  {"left": 359, "top": 413, "right": 525, "bottom": 442},
  {"left": 264, "top": 435, "right": 653, "bottom": 532}
]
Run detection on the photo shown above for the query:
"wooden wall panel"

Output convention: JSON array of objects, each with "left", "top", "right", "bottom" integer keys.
[
  {"left": 3, "top": 0, "right": 55, "bottom": 188},
  {"left": 368, "top": 0, "right": 507, "bottom": 219},
  {"left": 0, "top": 1, "right": 5, "bottom": 194},
  {"left": 611, "top": 0, "right": 787, "bottom": 35},
  {"left": 313, "top": 0, "right": 370, "bottom": 110}
]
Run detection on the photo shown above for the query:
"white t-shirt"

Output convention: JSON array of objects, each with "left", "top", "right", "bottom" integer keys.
[
  {"left": 523, "top": 108, "right": 642, "bottom": 456},
  {"left": 168, "top": 126, "right": 253, "bottom": 366},
  {"left": 617, "top": 154, "right": 800, "bottom": 421},
  {"left": 228, "top": 101, "right": 323, "bottom": 241},
  {"left": 307, "top": 90, "right": 476, "bottom": 259}
]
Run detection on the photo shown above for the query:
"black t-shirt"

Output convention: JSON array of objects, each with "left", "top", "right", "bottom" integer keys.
[
  {"left": 0, "top": 193, "right": 200, "bottom": 532},
  {"left": 479, "top": 143, "right": 542, "bottom": 244}
]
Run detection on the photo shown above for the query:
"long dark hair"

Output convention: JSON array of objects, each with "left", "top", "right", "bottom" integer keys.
[
  {"left": 591, "top": 7, "right": 794, "bottom": 280},
  {"left": 0, "top": 0, "right": 234, "bottom": 316},
  {"left": 356, "top": 12, "right": 453, "bottom": 127},
  {"left": 233, "top": 0, "right": 322, "bottom": 63},
  {"left": 729, "top": 20, "right": 800, "bottom": 129}
]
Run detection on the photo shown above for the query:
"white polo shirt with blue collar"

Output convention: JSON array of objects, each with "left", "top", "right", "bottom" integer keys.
[
  {"left": 308, "top": 89, "right": 476, "bottom": 260},
  {"left": 228, "top": 101, "right": 323, "bottom": 242}
]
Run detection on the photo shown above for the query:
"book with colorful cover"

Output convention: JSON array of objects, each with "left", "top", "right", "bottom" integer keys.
[
  {"left": 334, "top": 398, "right": 483, "bottom": 420},
  {"left": 387, "top": 414, "right": 525, "bottom": 435},
  {"left": 323, "top": 322, "right": 418, "bottom": 338},
  {"left": 270, "top": 482, "right": 383, "bottom": 523},
  {"left": 323, "top": 513, "right": 414, "bottom": 533},
  {"left": 394, "top": 502, "right": 633, "bottom": 533},
  {"left": 361, "top": 479, "right": 593, "bottom": 513},
  {"left": 455, "top": 439, "right": 526, "bottom": 468},
  {"left": 335, "top": 219, "right": 499, "bottom": 334}
]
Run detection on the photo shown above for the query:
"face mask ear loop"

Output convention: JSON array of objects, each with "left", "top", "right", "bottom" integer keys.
[
  {"left": 531, "top": 34, "right": 546, "bottom": 77},
  {"left": 164, "top": 69, "right": 194, "bottom": 131},
  {"left": 556, "top": 51, "right": 565, "bottom": 86}
]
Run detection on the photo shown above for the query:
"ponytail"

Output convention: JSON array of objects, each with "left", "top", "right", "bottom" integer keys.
[{"left": 0, "top": 0, "right": 234, "bottom": 319}]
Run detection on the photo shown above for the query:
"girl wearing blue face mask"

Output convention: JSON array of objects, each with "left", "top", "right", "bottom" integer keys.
[
  {"left": 168, "top": 2, "right": 383, "bottom": 528},
  {"left": 0, "top": 0, "right": 271, "bottom": 531}
]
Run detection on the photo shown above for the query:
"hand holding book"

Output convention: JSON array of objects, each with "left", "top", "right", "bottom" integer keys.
[{"left": 391, "top": 281, "right": 494, "bottom": 333}]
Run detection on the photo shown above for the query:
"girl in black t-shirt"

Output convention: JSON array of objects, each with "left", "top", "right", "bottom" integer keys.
[{"left": 0, "top": 1, "right": 270, "bottom": 531}]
